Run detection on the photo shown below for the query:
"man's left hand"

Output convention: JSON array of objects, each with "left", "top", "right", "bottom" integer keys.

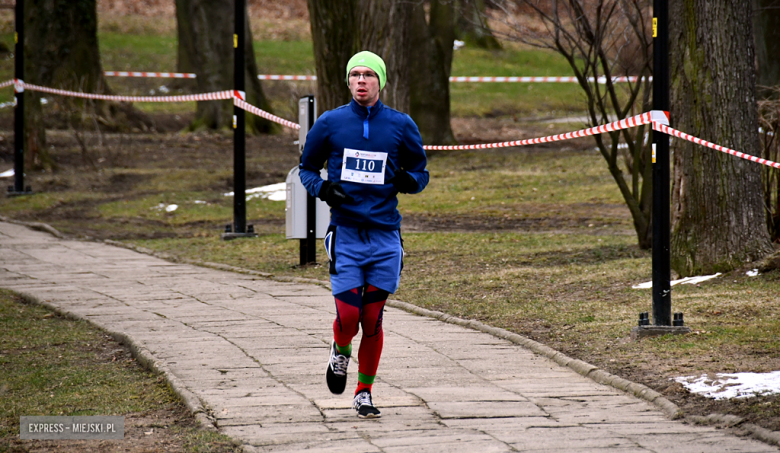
[{"left": 387, "top": 169, "right": 418, "bottom": 194}]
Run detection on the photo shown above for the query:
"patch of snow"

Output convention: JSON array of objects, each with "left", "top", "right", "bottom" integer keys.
[
  {"left": 746, "top": 269, "right": 759, "bottom": 277},
  {"left": 193, "top": 200, "right": 207, "bottom": 204},
  {"left": 674, "top": 371, "right": 780, "bottom": 400},
  {"left": 453, "top": 40, "right": 465, "bottom": 50},
  {"left": 632, "top": 273, "right": 721, "bottom": 289},
  {"left": 152, "top": 203, "right": 178, "bottom": 212},
  {"left": 224, "top": 182, "right": 286, "bottom": 201},
  {"left": 0, "top": 168, "right": 13, "bottom": 178}
]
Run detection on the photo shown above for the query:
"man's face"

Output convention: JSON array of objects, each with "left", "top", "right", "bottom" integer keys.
[{"left": 348, "top": 66, "right": 380, "bottom": 107}]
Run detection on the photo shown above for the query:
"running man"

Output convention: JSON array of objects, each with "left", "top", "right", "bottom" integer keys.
[{"left": 299, "top": 50, "right": 429, "bottom": 418}]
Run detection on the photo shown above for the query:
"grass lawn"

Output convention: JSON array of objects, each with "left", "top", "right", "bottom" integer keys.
[{"left": 0, "top": 290, "right": 239, "bottom": 452}]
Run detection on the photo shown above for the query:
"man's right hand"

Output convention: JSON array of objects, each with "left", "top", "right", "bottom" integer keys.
[{"left": 318, "top": 181, "right": 355, "bottom": 207}]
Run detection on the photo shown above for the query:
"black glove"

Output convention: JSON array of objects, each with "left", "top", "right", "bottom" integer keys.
[
  {"left": 318, "top": 181, "right": 355, "bottom": 207},
  {"left": 387, "top": 168, "right": 418, "bottom": 194}
]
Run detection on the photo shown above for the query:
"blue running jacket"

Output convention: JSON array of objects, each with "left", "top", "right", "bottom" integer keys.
[{"left": 299, "top": 99, "right": 429, "bottom": 230}]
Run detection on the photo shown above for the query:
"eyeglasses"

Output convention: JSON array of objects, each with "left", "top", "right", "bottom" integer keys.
[{"left": 348, "top": 71, "right": 377, "bottom": 80}]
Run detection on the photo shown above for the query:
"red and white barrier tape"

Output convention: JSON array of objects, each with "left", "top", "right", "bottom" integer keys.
[
  {"left": 20, "top": 81, "right": 237, "bottom": 103},
  {"left": 424, "top": 110, "right": 669, "bottom": 150},
  {"left": 449, "top": 76, "right": 645, "bottom": 83},
  {"left": 234, "top": 98, "right": 301, "bottom": 130},
  {"left": 102, "top": 72, "right": 645, "bottom": 83},
  {"left": 654, "top": 123, "right": 780, "bottom": 169},
  {"left": 257, "top": 74, "right": 316, "bottom": 81},
  {"left": 10, "top": 78, "right": 775, "bottom": 172},
  {"left": 104, "top": 71, "right": 197, "bottom": 79},
  {"left": 255, "top": 75, "right": 645, "bottom": 83}
]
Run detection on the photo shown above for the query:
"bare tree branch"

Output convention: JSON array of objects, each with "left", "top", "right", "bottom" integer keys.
[{"left": 486, "top": 0, "right": 654, "bottom": 248}]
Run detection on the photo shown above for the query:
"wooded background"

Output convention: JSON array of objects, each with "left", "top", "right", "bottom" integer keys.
[{"left": 13, "top": 0, "right": 780, "bottom": 275}]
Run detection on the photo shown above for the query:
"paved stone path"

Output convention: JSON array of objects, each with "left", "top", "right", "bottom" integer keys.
[{"left": 1, "top": 221, "right": 776, "bottom": 452}]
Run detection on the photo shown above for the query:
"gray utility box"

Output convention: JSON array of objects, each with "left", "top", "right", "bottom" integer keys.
[{"left": 285, "top": 167, "right": 329, "bottom": 239}]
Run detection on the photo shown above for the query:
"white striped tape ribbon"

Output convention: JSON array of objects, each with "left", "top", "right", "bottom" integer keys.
[
  {"left": 653, "top": 123, "right": 780, "bottom": 169},
  {"left": 104, "top": 71, "right": 197, "bottom": 79},
  {"left": 423, "top": 111, "right": 668, "bottom": 151},
  {"left": 234, "top": 98, "right": 301, "bottom": 130},
  {"left": 102, "top": 72, "right": 645, "bottom": 83},
  {"left": 257, "top": 75, "right": 316, "bottom": 81},
  {"left": 20, "top": 81, "right": 237, "bottom": 102},
  {"left": 11, "top": 78, "right": 773, "bottom": 172}
]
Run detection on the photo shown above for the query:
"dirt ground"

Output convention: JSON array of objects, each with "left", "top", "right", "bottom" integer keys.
[{"left": 2, "top": 113, "right": 779, "bottom": 450}]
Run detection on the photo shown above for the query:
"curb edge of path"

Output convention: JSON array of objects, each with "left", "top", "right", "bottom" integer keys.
[{"left": 2, "top": 217, "right": 778, "bottom": 447}]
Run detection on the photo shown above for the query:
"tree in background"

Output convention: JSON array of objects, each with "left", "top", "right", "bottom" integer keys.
[
  {"left": 669, "top": 0, "right": 774, "bottom": 276},
  {"left": 457, "top": 0, "right": 502, "bottom": 49},
  {"left": 310, "top": 0, "right": 466, "bottom": 119},
  {"left": 754, "top": 0, "right": 780, "bottom": 243},
  {"left": 753, "top": 0, "right": 780, "bottom": 97},
  {"left": 757, "top": 93, "right": 780, "bottom": 243},
  {"left": 175, "top": 0, "right": 275, "bottom": 133},
  {"left": 308, "top": 0, "right": 455, "bottom": 145},
  {"left": 24, "top": 0, "right": 151, "bottom": 169},
  {"left": 307, "top": 0, "right": 357, "bottom": 115},
  {"left": 487, "top": 0, "right": 655, "bottom": 249},
  {"left": 355, "top": 0, "right": 415, "bottom": 113},
  {"left": 410, "top": 0, "right": 457, "bottom": 145}
]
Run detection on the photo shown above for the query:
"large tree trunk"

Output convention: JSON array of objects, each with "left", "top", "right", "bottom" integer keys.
[
  {"left": 753, "top": 0, "right": 780, "bottom": 97},
  {"left": 23, "top": 0, "right": 149, "bottom": 169},
  {"left": 356, "top": 0, "right": 414, "bottom": 113},
  {"left": 307, "top": 0, "right": 357, "bottom": 115},
  {"left": 175, "top": 0, "right": 195, "bottom": 76},
  {"left": 410, "top": 0, "right": 457, "bottom": 146},
  {"left": 307, "top": 0, "right": 415, "bottom": 114},
  {"left": 456, "top": 0, "right": 502, "bottom": 50},
  {"left": 175, "top": 0, "right": 275, "bottom": 133},
  {"left": 670, "top": 0, "right": 774, "bottom": 276}
]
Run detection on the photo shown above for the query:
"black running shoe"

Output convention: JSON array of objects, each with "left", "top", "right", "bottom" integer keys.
[
  {"left": 353, "top": 390, "right": 381, "bottom": 418},
  {"left": 326, "top": 340, "right": 349, "bottom": 394}
]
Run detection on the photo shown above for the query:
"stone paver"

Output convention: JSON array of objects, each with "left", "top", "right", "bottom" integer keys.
[{"left": 1, "top": 221, "right": 776, "bottom": 452}]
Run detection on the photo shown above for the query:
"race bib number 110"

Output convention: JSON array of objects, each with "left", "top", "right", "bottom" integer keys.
[{"left": 341, "top": 148, "right": 387, "bottom": 185}]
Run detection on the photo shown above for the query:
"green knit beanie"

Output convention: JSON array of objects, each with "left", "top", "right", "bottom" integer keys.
[{"left": 345, "top": 51, "right": 387, "bottom": 91}]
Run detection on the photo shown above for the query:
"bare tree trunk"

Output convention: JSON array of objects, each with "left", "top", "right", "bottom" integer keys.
[
  {"left": 175, "top": 0, "right": 195, "bottom": 75},
  {"left": 753, "top": 0, "right": 780, "bottom": 97},
  {"left": 24, "top": 0, "right": 150, "bottom": 169},
  {"left": 307, "top": 0, "right": 415, "bottom": 114},
  {"left": 356, "top": 0, "right": 414, "bottom": 113},
  {"left": 457, "top": 0, "right": 502, "bottom": 49},
  {"left": 410, "top": 0, "right": 457, "bottom": 146},
  {"left": 175, "top": 0, "right": 275, "bottom": 133},
  {"left": 307, "top": 0, "right": 357, "bottom": 115},
  {"left": 670, "top": 0, "right": 774, "bottom": 276}
]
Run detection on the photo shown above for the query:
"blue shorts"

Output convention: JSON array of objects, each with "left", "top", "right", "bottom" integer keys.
[{"left": 324, "top": 225, "right": 403, "bottom": 295}]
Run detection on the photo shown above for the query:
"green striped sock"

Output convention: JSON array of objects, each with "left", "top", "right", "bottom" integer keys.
[
  {"left": 335, "top": 342, "right": 352, "bottom": 356},
  {"left": 358, "top": 372, "right": 375, "bottom": 385}
]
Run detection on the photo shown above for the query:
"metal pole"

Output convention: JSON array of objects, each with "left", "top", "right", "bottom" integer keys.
[
  {"left": 652, "top": 0, "right": 671, "bottom": 326},
  {"left": 303, "top": 96, "right": 317, "bottom": 265},
  {"left": 12, "top": 0, "right": 25, "bottom": 195},
  {"left": 233, "top": 0, "right": 247, "bottom": 234}
]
